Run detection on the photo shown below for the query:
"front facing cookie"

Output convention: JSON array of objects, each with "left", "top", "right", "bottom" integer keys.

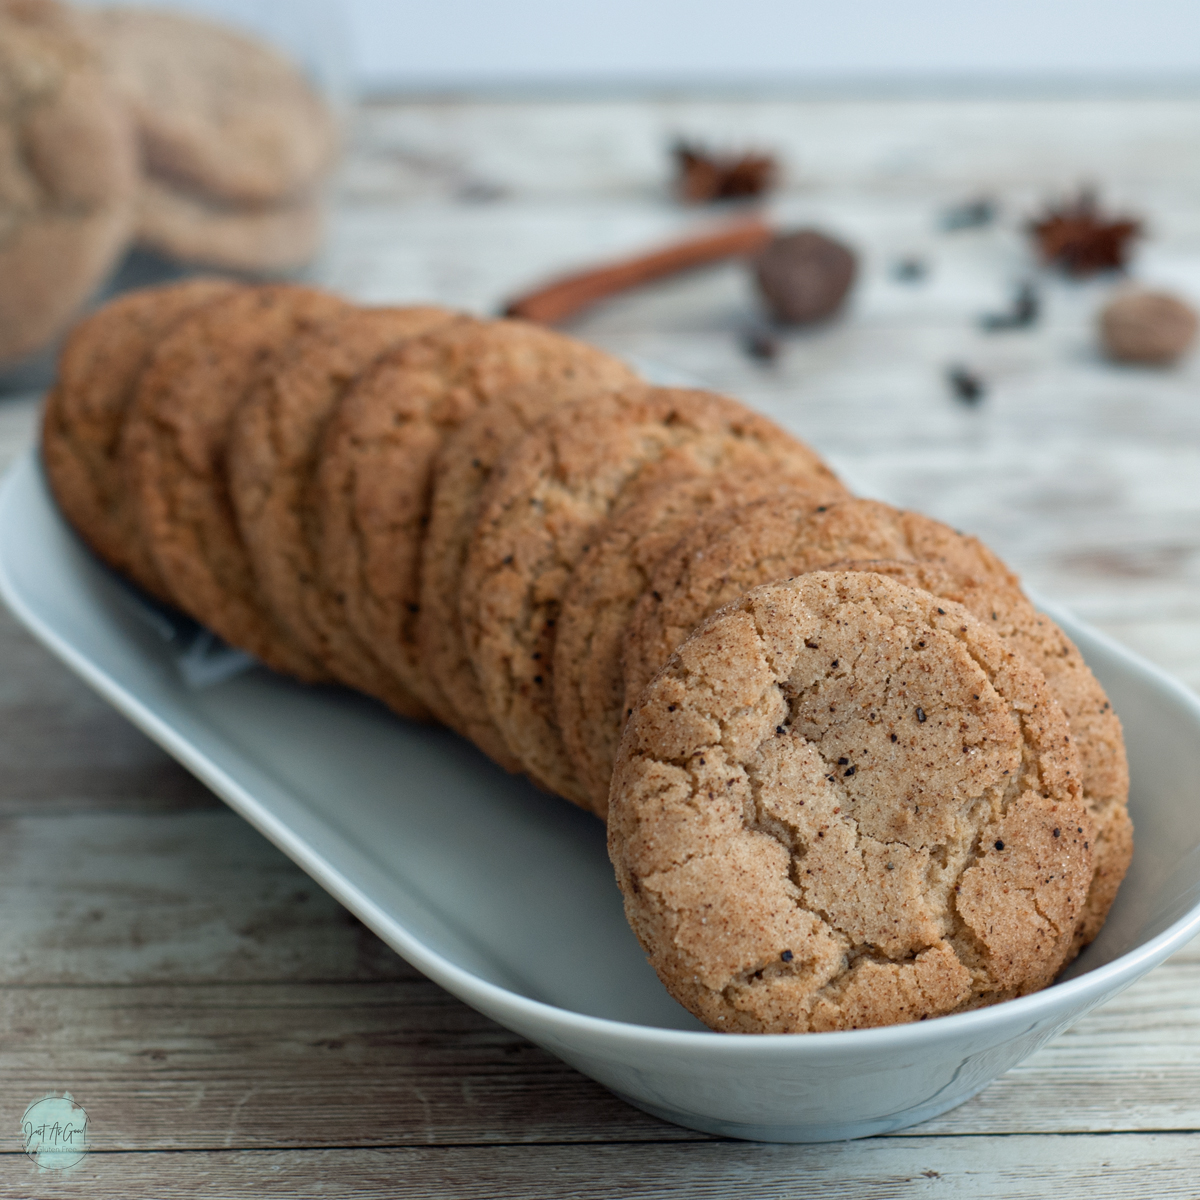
[{"left": 608, "top": 572, "right": 1092, "bottom": 1034}]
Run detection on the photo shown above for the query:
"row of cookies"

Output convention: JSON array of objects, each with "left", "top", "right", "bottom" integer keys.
[
  {"left": 1, "top": 0, "right": 336, "bottom": 368},
  {"left": 41, "top": 279, "right": 843, "bottom": 763},
  {"left": 41, "top": 278, "right": 1131, "bottom": 1032}
]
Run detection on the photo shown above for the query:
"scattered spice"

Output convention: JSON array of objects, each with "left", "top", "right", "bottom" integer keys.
[
  {"left": 915, "top": 707, "right": 927, "bottom": 723},
  {"left": 673, "top": 139, "right": 778, "bottom": 204},
  {"left": 946, "top": 364, "right": 986, "bottom": 406},
  {"left": 941, "top": 197, "right": 996, "bottom": 231},
  {"left": 981, "top": 281, "right": 1040, "bottom": 331},
  {"left": 994, "top": 840, "right": 1005, "bottom": 851},
  {"left": 1029, "top": 189, "right": 1142, "bottom": 276},
  {"left": 1099, "top": 289, "right": 1198, "bottom": 365},
  {"left": 892, "top": 256, "right": 928, "bottom": 282},
  {"left": 741, "top": 327, "right": 780, "bottom": 362},
  {"left": 753, "top": 229, "right": 857, "bottom": 325},
  {"left": 781, "top": 949, "right": 794, "bottom": 962}
]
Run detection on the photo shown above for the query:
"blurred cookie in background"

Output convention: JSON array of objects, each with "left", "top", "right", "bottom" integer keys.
[
  {"left": 135, "top": 174, "right": 322, "bottom": 272},
  {"left": 0, "top": 0, "right": 137, "bottom": 368},
  {"left": 83, "top": 4, "right": 339, "bottom": 272}
]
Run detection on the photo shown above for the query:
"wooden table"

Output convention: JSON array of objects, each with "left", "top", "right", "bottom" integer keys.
[{"left": 4, "top": 94, "right": 1200, "bottom": 1197}]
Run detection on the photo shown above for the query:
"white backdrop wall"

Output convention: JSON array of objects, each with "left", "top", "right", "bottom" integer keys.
[{"left": 344, "top": 0, "right": 1200, "bottom": 92}]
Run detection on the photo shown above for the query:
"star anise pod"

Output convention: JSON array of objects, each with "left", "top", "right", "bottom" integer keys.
[
  {"left": 673, "top": 140, "right": 778, "bottom": 204},
  {"left": 1028, "top": 190, "right": 1142, "bottom": 276}
]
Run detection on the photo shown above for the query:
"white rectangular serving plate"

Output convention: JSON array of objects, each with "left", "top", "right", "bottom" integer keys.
[{"left": 6, "top": 447, "right": 1200, "bottom": 1143}]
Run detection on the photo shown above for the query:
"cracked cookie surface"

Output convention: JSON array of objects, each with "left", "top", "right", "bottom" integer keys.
[
  {"left": 312, "top": 318, "right": 639, "bottom": 719},
  {"left": 608, "top": 571, "right": 1093, "bottom": 1034},
  {"left": 462, "top": 387, "right": 839, "bottom": 808},
  {"left": 555, "top": 468, "right": 849, "bottom": 816},
  {"left": 824, "top": 559, "right": 1129, "bottom": 949},
  {"left": 623, "top": 496, "right": 1019, "bottom": 721},
  {"left": 228, "top": 304, "right": 459, "bottom": 716},
  {"left": 123, "top": 283, "right": 350, "bottom": 677},
  {"left": 42, "top": 276, "right": 240, "bottom": 600}
]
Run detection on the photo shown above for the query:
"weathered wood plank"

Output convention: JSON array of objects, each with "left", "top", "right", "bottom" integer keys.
[
  {"left": 2, "top": 949, "right": 1200, "bottom": 1153},
  {"left": 5, "top": 1134, "right": 1200, "bottom": 1199},
  {"left": 0, "top": 813, "right": 408, "bottom": 985}
]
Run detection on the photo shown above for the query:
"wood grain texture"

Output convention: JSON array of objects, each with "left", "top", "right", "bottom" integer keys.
[
  {"left": 4, "top": 93, "right": 1200, "bottom": 1194},
  {"left": 5, "top": 1135, "right": 1200, "bottom": 1199}
]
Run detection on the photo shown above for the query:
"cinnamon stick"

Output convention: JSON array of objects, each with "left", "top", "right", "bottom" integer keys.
[{"left": 503, "top": 216, "right": 773, "bottom": 324}]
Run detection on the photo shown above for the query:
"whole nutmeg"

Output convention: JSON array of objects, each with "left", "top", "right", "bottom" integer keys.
[
  {"left": 753, "top": 229, "right": 857, "bottom": 325},
  {"left": 1100, "top": 289, "right": 1198, "bottom": 365}
]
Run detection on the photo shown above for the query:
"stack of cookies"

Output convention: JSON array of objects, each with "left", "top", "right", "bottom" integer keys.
[
  {"left": 83, "top": 5, "right": 337, "bottom": 273},
  {"left": 41, "top": 279, "right": 1132, "bottom": 1035},
  {"left": 0, "top": 0, "right": 337, "bottom": 370}
]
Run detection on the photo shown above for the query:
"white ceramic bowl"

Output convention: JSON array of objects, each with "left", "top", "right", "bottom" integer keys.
[{"left": 4, "top": 448, "right": 1200, "bottom": 1142}]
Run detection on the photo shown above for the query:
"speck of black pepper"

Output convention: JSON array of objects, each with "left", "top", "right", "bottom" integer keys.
[
  {"left": 916, "top": 640, "right": 925, "bottom": 648},
  {"left": 916, "top": 707, "right": 927, "bottom": 723},
  {"left": 973, "top": 694, "right": 979, "bottom": 701},
  {"left": 805, "top": 640, "right": 819, "bottom": 650},
  {"left": 837, "top": 757, "right": 849, "bottom": 765},
  {"left": 886, "top": 862, "right": 894, "bottom": 870},
  {"left": 831, "top": 659, "right": 839, "bottom": 668},
  {"left": 947, "top": 363, "right": 986, "bottom": 405},
  {"left": 892, "top": 256, "right": 928, "bottom": 282},
  {"left": 937, "top": 608, "right": 946, "bottom": 615},
  {"left": 817, "top": 831, "right": 824, "bottom": 838},
  {"left": 816, "top": 506, "right": 827, "bottom": 513},
  {"left": 890, "top": 733, "right": 898, "bottom": 743},
  {"left": 844, "top": 766, "right": 856, "bottom": 776},
  {"left": 980, "top": 280, "right": 1040, "bottom": 331},
  {"left": 826, "top": 775, "right": 835, "bottom": 782},
  {"left": 869, "top": 712, "right": 876, "bottom": 720},
  {"left": 698, "top": 757, "right": 706, "bottom": 764},
  {"left": 781, "top": 949, "right": 794, "bottom": 962},
  {"left": 776, "top": 725, "right": 785, "bottom": 736},
  {"left": 1085, "top": 841, "right": 1089, "bottom": 850},
  {"left": 667, "top": 705, "right": 676, "bottom": 712},
  {"left": 995, "top": 839, "right": 1005, "bottom": 851},
  {"left": 741, "top": 327, "right": 780, "bottom": 362},
  {"left": 1053, "top": 828, "right": 1060, "bottom": 837},
  {"left": 1077, "top": 826, "right": 1083, "bottom": 833}
]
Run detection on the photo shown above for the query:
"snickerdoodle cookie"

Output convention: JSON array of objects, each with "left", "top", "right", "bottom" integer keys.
[
  {"left": 228, "top": 304, "right": 460, "bottom": 716},
  {"left": 608, "top": 571, "right": 1093, "bottom": 1034},
  {"left": 123, "top": 283, "right": 350, "bottom": 676},
  {"left": 418, "top": 385, "right": 584, "bottom": 768},
  {"left": 42, "top": 276, "right": 240, "bottom": 599},
  {"left": 623, "top": 496, "right": 1018, "bottom": 718},
  {"left": 312, "top": 318, "right": 638, "bottom": 720},
  {"left": 0, "top": 0, "right": 137, "bottom": 365},
  {"left": 134, "top": 175, "right": 323, "bottom": 273},
  {"left": 822, "top": 558, "right": 1129, "bottom": 949},
  {"left": 556, "top": 468, "right": 850, "bottom": 816},
  {"left": 85, "top": 6, "right": 337, "bottom": 205},
  {"left": 461, "top": 386, "right": 841, "bottom": 808}
]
